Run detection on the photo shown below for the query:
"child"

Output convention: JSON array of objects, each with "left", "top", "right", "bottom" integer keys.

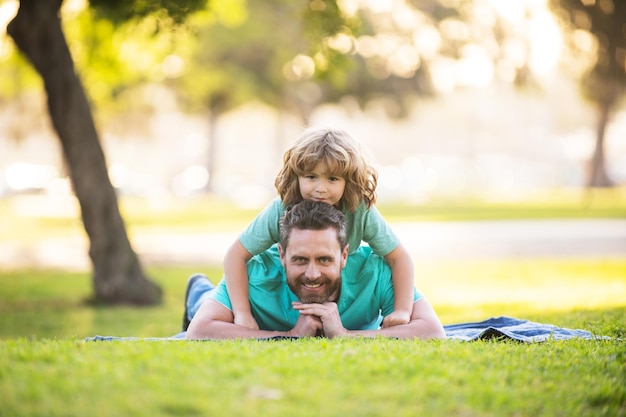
[{"left": 224, "top": 127, "right": 415, "bottom": 330}]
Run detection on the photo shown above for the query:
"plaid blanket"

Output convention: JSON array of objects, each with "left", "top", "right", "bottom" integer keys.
[
  {"left": 443, "top": 316, "right": 608, "bottom": 342},
  {"left": 85, "top": 316, "right": 608, "bottom": 342}
]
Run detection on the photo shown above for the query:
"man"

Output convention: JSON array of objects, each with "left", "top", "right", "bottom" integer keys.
[{"left": 185, "top": 199, "right": 445, "bottom": 340}]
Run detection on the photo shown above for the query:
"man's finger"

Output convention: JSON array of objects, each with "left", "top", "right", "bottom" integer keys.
[
  {"left": 293, "top": 302, "right": 334, "bottom": 310},
  {"left": 295, "top": 306, "right": 326, "bottom": 316}
]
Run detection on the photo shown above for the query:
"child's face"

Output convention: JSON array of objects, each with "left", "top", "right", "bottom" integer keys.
[{"left": 298, "top": 162, "right": 346, "bottom": 207}]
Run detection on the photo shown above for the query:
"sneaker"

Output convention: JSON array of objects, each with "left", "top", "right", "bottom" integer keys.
[{"left": 182, "top": 274, "right": 206, "bottom": 331}]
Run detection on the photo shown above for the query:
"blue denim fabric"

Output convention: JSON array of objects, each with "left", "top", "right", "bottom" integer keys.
[{"left": 185, "top": 273, "right": 215, "bottom": 322}]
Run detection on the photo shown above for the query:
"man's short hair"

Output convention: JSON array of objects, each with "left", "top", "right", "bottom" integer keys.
[{"left": 279, "top": 200, "right": 347, "bottom": 250}]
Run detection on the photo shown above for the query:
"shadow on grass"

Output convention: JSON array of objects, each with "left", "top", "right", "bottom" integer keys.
[
  {"left": 1, "top": 265, "right": 624, "bottom": 340},
  {"left": 0, "top": 266, "right": 225, "bottom": 340}
]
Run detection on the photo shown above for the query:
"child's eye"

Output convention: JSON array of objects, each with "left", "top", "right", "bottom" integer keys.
[{"left": 329, "top": 176, "right": 341, "bottom": 182}]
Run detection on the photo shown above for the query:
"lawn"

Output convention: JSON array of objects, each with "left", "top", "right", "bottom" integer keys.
[
  {"left": 0, "top": 259, "right": 624, "bottom": 417},
  {"left": 0, "top": 190, "right": 625, "bottom": 416}
]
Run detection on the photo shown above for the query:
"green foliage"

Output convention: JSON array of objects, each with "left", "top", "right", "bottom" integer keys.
[
  {"left": 61, "top": 6, "right": 193, "bottom": 117},
  {"left": 171, "top": 0, "right": 358, "bottom": 116},
  {"left": 89, "top": 0, "right": 208, "bottom": 24},
  {"left": 173, "top": 1, "right": 287, "bottom": 113},
  {"left": 0, "top": 49, "right": 41, "bottom": 100},
  {"left": 301, "top": 0, "right": 359, "bottom": 83},
  {"left": 302, "top": 0, "right": 347, "bottom": 40}
]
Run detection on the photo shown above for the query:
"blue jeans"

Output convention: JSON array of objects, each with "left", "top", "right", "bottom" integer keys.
[{"left": 186, "top": 274, "right": 215, "bottom": 322}]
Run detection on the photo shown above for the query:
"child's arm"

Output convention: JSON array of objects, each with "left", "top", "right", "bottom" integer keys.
[
  {"left": 223, "top": 240, "right": 258, "bottom": 329},
  {"left": 382, "top": 243, "right": 415, "bottom": 328}
]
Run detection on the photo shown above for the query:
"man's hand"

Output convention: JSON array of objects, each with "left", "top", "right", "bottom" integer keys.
[
  {"left": 381, "top": 310, "right": 411, "bottom": 328},
  {"left": 287, "top": 313, "right": 323, "bottom": 338},
  {"left": 292, "top": 302, "right": 347, "bottom": 339}
]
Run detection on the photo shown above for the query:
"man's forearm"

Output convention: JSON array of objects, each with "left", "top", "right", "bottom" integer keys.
[
  {"left": 327, "top": 298, "right": 446, "bottom": 340},
  {"left": 186, "top": 320, "right": 287, "bottom": 340},
  {"left": 185, "top": 300, "right": 287, "bottom": 339},
  {"left": 346, "top": 318, "right": 446, "bottom": 340}
]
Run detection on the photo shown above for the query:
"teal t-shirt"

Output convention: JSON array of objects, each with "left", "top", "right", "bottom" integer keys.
[
  {"left": 239, "top": 198, "right": 400, "bottom": 257},
  {"left": 210, "top": 245, "right": 423, "bottom": 331}
]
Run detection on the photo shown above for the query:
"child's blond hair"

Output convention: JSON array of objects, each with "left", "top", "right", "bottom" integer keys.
[{"left": 275, "top": 128, "right": 378, "bottom": 212}]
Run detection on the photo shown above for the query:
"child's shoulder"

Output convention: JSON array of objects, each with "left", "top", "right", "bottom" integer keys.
[
  {"left": 348, "top": 201, "right": 378, "bottom": 215},
  {"left": 257, "top": 197, "right": 286, "bottom": 214}
]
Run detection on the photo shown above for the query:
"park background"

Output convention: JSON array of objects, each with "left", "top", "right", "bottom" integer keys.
[
  {"left": 0, "top": 1, "right": 625, "bottom": 416},
  {"left": 2, "top": 0, "right": 626, "bottom": 204},
  {"left": 1, "top": 0, "right": 625, "bottom": 270}
]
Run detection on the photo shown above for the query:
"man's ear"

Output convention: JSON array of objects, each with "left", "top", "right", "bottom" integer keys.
[
  {"left": 278, "top": 244, "right": 286, "bottom": 266},
  {"left": 341, "top": 244, "right": 349, "bottom": 268}
]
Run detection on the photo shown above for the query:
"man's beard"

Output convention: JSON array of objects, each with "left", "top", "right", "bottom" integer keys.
[{"left": 286, "top": 271, "right": 341, "bottom": 304}]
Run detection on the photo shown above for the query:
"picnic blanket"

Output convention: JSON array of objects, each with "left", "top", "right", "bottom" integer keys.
[
  {"left": 85, "top": 316, "right": 608, "bottom": 343},
  {"left": 442, "top": 316, "right": 608, "bottom": 342}
]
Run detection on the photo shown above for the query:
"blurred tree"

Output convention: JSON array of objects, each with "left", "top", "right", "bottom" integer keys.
[
  {"left": 4, "top": 0, "right": 359, "bottom": 302},
  {"left": 170, "top": 0, "right": 546, "bottom": 193},
  {"left": 346, "top": 0, "right": 626, "bottom": 188},
  {"left": 0, "top": 2, "right": 44, "bottom": 144},
  {"left": 343, "top": 0, "right": 542, "bottom": 111},
  {"left": 169, "top": 0, "right": 358, "bottom": 192},
  {"left": 318, "top": 1, "right": 448, "bottom": 117},
  {"left": 171, "top": 0, "right": 475, "bottom": 191},
  {"left": 5, "top": 0, "right": 205, "bottom": 305},
  {"left": 549, "top": 0, "right": 626, "bottom": 187},
  {"left": 170, "top": 1, "right": 294, "bottom": 192}
]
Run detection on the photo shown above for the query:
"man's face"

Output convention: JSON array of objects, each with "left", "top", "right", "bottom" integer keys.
[{"left": 279, "top": 227, "right": 348, "bottom": 304}]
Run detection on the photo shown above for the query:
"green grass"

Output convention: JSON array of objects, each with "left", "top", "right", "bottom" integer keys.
[
  {"left": 1, "top": 260, "right": 624, "bottom": 340},
  {"left": 0, "top": 259, "right": 625, "bottom": 417},
  {"left": 1, "top": 190, "right": 625, "bottom": 417},
  {"left": 1, "top": 337, "right": 624, "bottom": 417}
]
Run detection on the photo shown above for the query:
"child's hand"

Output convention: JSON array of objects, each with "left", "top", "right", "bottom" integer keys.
[
  {"left": 382, "top": 310, "right": 411, "bottom": 328},
  {"left": 234, "top": 313, "right": 260, "bottom": 330}
]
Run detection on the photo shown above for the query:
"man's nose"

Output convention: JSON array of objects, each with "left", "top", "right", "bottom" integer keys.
[{"left": 305, "top": 262, "right": 321, "bottom": 279}]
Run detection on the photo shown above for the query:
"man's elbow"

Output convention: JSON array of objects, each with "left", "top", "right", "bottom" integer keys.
[
  {"left": 425, "top": 320, "right": 446, "bottom": 339},
  {"left": 428, "top": 324, "right": 447, "bottom": 340},
  {"left": 185, "top": 319, "right": 214, "bottom": 339},
  {"left": 411, "top": 319, "right": 446, "bottom": 340},
  {"left": 185, "top": 326, "right": 204, "bottom": 339}
]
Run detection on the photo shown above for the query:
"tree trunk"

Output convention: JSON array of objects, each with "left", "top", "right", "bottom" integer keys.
[
  {"left": 588, "top": 99, "right": 613, "bottom": 188},
  {"left": 8, "top": 0, "right": 161, "bottom": 305}
]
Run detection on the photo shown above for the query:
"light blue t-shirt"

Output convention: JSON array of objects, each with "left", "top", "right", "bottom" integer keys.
[
  {"left": 239, "top": 198, "right": 400, "bottom": 257},
  {"left": 210, "top": 245, "right": 423, "bottom": 331}
]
